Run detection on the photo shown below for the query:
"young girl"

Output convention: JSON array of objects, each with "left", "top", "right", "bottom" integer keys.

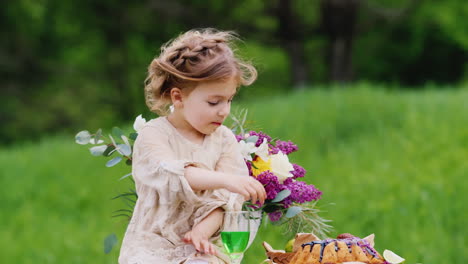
[{"left": 118, "top": 29, "right": 267, "bottom": 264}]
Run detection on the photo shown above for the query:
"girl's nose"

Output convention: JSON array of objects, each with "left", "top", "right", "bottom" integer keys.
[{"left": 218, "top": 102, "right": 230, "bottom": 117}]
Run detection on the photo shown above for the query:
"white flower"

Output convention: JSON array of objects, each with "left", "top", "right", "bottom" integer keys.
[
  {"left": 255, "top": 138, "right": 269, "bottom": 161},
  {"left": 133, "top": 114, "right": 147, "bottom": 132},
  {"left": 239, "top": 140, "right": 257, "bottom": 161},
  {"left": 270, "top": 151, "right": 294, "bottom": 183}
]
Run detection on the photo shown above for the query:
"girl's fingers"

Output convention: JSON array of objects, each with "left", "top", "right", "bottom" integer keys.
[
  {"left": 253, "top": 180, "right": 266, "bottom": 204},
  {"left": 183, "top": 232, "right": 192, "bottom": 243},
  {"left": 192, "top": 236, "right": 201, "bottom": 252},
  {"left": 245, "top": 185, "right": 258, "bottom": 204},
  {"left": 205, "top": 242, "right": 216, "bottom": 255},
  {"left": 240, "top": 189, "right": 250, "bottom": 201},
  {"left": 249, "top": 178, "right": 266, "bottom": 204},
  {"left": 184, "top": 231, "right": 219, "bottom": 255},
  {"left": 210, "top": 243, "right": 217, "bottom": 255},
  {"left": 201, "top": 240, "right": 210, "bottom": 254}
]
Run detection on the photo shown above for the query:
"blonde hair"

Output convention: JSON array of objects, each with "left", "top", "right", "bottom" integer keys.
[{"left": 144, "top": 28, "right": 257, "bottom": 115}]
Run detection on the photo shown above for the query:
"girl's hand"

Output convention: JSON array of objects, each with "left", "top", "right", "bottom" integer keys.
[
  {"left": 224, "top": 176, "right": 266, "bottom": 205},
  {"left": 183, "top": 229, "right": 218, "bottom": 256}
]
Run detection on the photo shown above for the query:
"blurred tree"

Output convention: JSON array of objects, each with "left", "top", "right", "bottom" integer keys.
[
  {"left": 274, "top": 0, "right": 310, "bottom": 89},
  {"left": 1, "top": 0, "right": 467, "bottom": 144},
  {"left": 354, "top": 0, "right": 467, "bottom": 85}
]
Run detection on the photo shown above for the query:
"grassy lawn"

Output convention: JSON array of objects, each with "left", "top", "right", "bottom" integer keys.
[{"left": 1, "top": 84, "right": 467, "bottom": 263}]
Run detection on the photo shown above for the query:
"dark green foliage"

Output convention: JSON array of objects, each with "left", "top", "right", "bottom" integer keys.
[{"left": 1, "top": 0, "right": 467, "bottom": 145}]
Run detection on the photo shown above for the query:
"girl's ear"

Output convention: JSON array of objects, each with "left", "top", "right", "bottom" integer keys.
[{"left": 170, "top": 87, "right": 184, "bottom": 108}]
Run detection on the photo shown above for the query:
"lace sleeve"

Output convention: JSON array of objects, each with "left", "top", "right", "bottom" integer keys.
[
  {"left": 213, "top": 126, "right": 249, "bottom": 211},
  {"left": 192, "top": 127, "right": 249, "bottom": 230},
  {"left": 132, "top": 125, "right": 200, "bottom": 204},
  {"left": 215, "top": 126, "right": 249, "bottom": 176}
]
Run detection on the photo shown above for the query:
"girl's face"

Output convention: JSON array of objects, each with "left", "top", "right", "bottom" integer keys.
[{"left": 177, "top": 77, "right": 237, "bottom": 136}]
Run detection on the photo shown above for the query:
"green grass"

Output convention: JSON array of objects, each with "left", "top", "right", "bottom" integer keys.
[{"left": 1, "top": 84, "right": 467, "bottom": 263}]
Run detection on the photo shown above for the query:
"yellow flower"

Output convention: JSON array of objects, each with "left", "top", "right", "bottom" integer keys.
[{"left": 251, "top": 156, "right": 272, "bottom": 177}]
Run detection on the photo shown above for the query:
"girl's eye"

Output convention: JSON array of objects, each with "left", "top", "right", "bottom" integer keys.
[{"left": 208, "top": 101, "right": 219, "bottom": 106}]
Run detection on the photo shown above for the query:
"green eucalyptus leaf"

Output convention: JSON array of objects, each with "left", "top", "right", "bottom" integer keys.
[
  {"left": 95, "top": 128, "right": 103, "bottom": 142},
  {"left": 245, "top": 135, "right": 259, "bottom": 144},
  {"left": 75, "top": 131, "right": 91, "bottom": 145},
  {"left": 119, "top": 173, "right": 132, "bottom": 181},
  {"left": 106, "top": 156, "right": 122, "bottom": 167},
  {"left": 103, "top": 145, "right": 115, "bottom": 156},
  {"left": 89, "top": 145, "right": 108, "bottom": 156},
  {"left": 271, "top": 189, "right": 291, "bottom": 203},
  {"left": 112, "top": 127, "right": 124, "bottom": 138},
  {"left": 117, "top": 144, "right": 132, "bottom": 156},
  {"left": 104, "top": 233, "right": 118, "bottom": 254},
  {"left": 285, "top": 206, "right": 302, "bottom": 218},
  {"left": 121, "top": 135, "right": 131, "bottom": 147},
  {"left": 129, "top": 132, "right": 138, "bottom": 140}
]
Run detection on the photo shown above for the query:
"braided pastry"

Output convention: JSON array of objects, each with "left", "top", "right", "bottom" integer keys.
[{"left": 264, "top": 233, "right": 387, "bottom": 264}]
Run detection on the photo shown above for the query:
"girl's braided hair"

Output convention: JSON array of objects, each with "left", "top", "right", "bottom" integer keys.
[{"left": 145, "top": 28, "right": 257, "bottom": 115}]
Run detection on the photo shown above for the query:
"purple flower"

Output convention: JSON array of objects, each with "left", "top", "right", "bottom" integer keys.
[
  {"left": 275, "top": 140, "right": 298, "bottom": 155},
  {"left": 235, "top": 134, "right": 243, "bottom": 142},
  {"left": 282, "top": 196, "right": 293, "bottom": 208},
  {"left": 255, "top": 171, "right": 280, "bottom": 200},
  {"left": 268, "top": 211, "right": 283, "bottom": 222},
  {"left": 269, "top": 144, "right": 280, "bottom": 154},
  {"left": 283, "top": 177, "right": 294, "bottom": 185},
  {"left": 284, "top": 180, "right": 322, "bottom": 204},
  {"left": 291, "top": 164, "right": 306, "bottom": 179},
  {"left": 248, "top": 131, "right": 272, "bottom": 147}
]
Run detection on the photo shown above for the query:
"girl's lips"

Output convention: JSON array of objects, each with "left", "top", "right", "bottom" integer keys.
[{"left": 212, "top": 122, "right": 222, "bottom": 126}]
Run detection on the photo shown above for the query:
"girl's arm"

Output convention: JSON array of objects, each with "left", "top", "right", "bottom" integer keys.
[
  {"left": 185, "top": 166, "right": 266, "bottom": 205},
  {"left": 183, "top": 207, "right": 224, "bottom": 255}
]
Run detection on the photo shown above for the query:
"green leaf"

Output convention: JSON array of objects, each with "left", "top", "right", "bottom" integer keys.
[
  {"left": 285, "top": 206, "right": 302, "bottom": 218},
  {"left": 112, "top": 127, "right": 124, "bottom": 138},
  {"left": 89, "top": 145, "right": 108, "bottom": 156},
  {"left": 245, "top": 135, "right": 259, "bottom": 144},
  {"left": 103, "top": 145, "right": 115, "bottom": 156},
  {"left": 75, "top": 131, "right": 91, "bottom": 145},
  {"left": 95, "top": 128, "right": 103, "bottom": 143},
  {"left": 104, "top": 233, "right": 118, "bottom": 254},
  {"left": 112, "top": 192, "right": 137, "bottom": 200},
  {"left": 121, "top": 135, "right": 131, "bottom": 146},
  {"left": 112, "top": 209, "right": 134, "bottom": 214},
  {"left": 106, "top": 156, "right": 122, "bottom": 167},
  {"left": 129, "top": 132, "right": 138, "bottom": 140},
  {"left": 262, "top": 203, "right": 283, "bottom": 213},
  {"left": 271, "top": 189, "right": 291, "bottom": 203},
  {"left": 119, "top": 172, "right": 132, "bottom": 181},
  {"left": 117, "top": 144, "right": 132, "bottom": 156}
]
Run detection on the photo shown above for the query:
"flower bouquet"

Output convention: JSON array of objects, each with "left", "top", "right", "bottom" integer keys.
[{"left": 230, "top": 111, "right": 331, "bottom": 238}]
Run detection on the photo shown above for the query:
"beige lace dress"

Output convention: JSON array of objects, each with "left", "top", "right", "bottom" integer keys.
[{"left": 118, "top": 117, "right": 247, "bottom": 264}]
